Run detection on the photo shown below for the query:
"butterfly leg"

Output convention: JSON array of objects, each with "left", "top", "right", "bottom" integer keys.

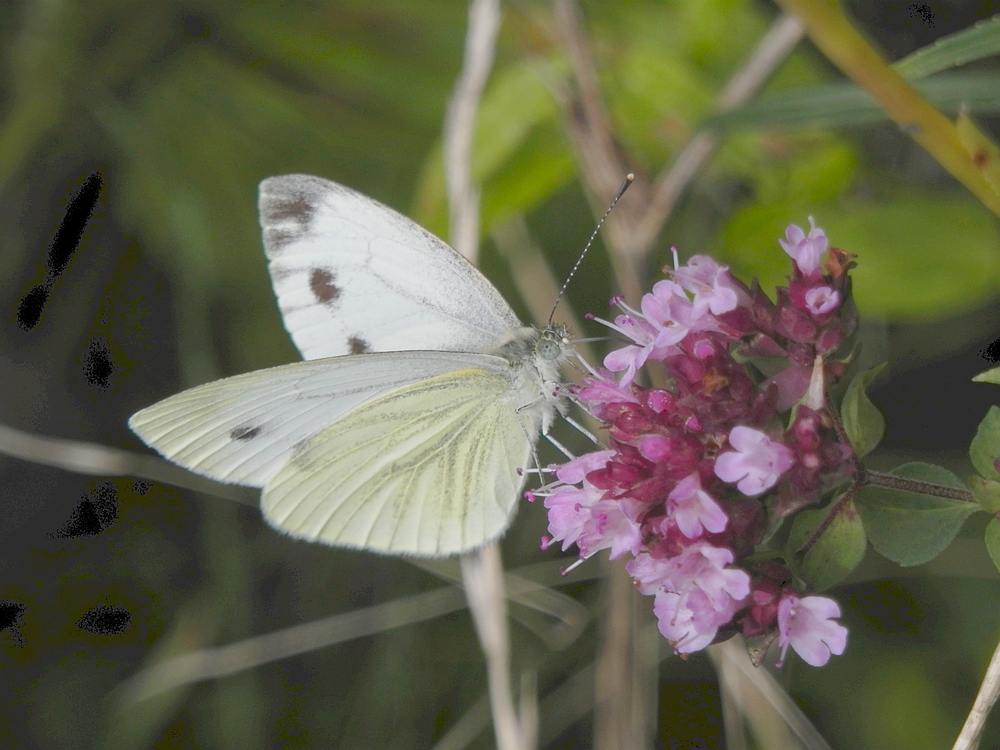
[{"left": 512, "top": 400, "right": 552, "bottom": 484}]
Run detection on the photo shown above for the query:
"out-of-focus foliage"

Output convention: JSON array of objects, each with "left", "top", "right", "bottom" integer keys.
[
  {"left": 729, "top": 192, "right": 1000, "bottom": 319},
  {"left": 3, "top": 0, "right": 1000, "bottom": 748}
]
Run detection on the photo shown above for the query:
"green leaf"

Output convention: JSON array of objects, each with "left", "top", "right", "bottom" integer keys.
[
  {"left": 855, "top": 463, "right": 977, "bottom": 567},
  {"left": 787, "top": 498, "right": 867, "bottom": 592},
  {"left": 840, "top": 363, "right": 886, "bottom": 458},
  {"left": 472, "top": 64, "right": 563, "bottom": 184},
  {"left": 709, "top": 14, "right": 1000, "bottom": 134},
  {"left": 412, "top": 62, "right": 575, "bottom": 239},
  {"left": 717, "top": 137, "right": 859, "bottom": 284},
  {"left": 825, "top": 196, "right": 1000, "bottom": 320},
  {"left": 706, "top": 74, "right": 1000, "bottom": 132},
  {"left": 972, "top": 366, "right": 1000, "bottom": 385},
  {"left": 611, "top": 39, "right": 714, "bottom": 165},
  {"left": 894, "top": 15, "right": 1000, "bottom": 80},
  {"left": 985, "top": 518, "right": 1000, "bottom": 576},
  {"left": 723, "top": 194, "right": 1000, "bottom": 321},
  {"left": 969, "top": 476, "right": 1000, "bottom": 514},
  {"left": 480, "top": 127, "right": 575, "bottom": 233},
  {"left": 970, "top": 406, "right": 1000, "bottom": 481}
]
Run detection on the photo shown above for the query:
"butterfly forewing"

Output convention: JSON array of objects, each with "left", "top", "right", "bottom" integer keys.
[
  {"left": 262, "top": 368, "right": 531, "bottom": 556},
  {"left": 129, "top": 174, "right": 571, "bottom": 558},
  {"left": 259, "top": 175, "right": 522, "bottom": 360}
]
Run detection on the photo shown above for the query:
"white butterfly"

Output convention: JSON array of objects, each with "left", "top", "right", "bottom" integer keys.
[{"left": 129, "top": 174, "right": 573, "bottom": 557}]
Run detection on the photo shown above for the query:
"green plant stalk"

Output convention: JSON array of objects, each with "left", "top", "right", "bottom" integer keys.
[
  {"left": 774, "top": 0, "right": 1000, "bottom": 216},
  {"left": 864, "top": 470, "right": 976, "bottom": 503}
]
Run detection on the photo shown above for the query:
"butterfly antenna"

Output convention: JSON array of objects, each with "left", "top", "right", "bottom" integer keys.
[{"left": 547, "top": 173, "right": 635, "bottom": 326}]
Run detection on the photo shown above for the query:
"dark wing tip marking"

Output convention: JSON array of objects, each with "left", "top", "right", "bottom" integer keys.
[
  {"left": 309, "top": 268, "right": 341, "bottom": 304},
  {"left": 262, "top": 228, "right": 300, "bottom": 255},
  {"left": 259, "top": 175, "right": 328, "bottom": 257},
  {"left": 231, "top": 426, "right": 262, "bottom": 441},
  {"left": 348, "top": 335, "right": 371, "bottom": 354},
  {"left": 265, "top": 195, "right": 314, "bottom": 227}
]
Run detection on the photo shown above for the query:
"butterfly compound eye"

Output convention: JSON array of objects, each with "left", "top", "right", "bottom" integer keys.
[{"left": 537, "top": 335, "right": 562, "bottom": 361}]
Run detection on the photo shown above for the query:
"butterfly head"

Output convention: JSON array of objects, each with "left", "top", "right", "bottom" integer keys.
[
  {"left": 536, "top": 324, "right": 572, "bottom": 364},
  {"left": 492, "top": 324, "right": 573, "bottom": 379},
  {"left": 492, "top": 324, "right": 573, "bottom": 434}
]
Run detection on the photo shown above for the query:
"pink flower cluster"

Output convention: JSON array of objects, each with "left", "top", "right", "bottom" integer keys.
[{"left": 534, "top": 220, "right": 855, "bottom": 667}]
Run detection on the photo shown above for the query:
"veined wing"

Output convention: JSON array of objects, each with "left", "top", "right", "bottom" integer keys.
[
  {"left": 128, "top": 351, "right": 511, "bottom": 489},
  {"left": 258, "top": 175, "right": 523, "bottom": 360},
  {"left": 262, "top": 368, "right": 533, "bottom": 557}
]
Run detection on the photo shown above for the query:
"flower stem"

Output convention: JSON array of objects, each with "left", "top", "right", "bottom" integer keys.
[
  {"left": 862, "top": 470, "right": 976, "bottom": 503},
  {"left": 797, "top": 483, "right": 859, "bottom": 557},
  {"left": 953, "top": 627, "right": 1000, "bottom": 750}
]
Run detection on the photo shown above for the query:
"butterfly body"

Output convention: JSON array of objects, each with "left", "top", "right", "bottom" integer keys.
[{"left": 129, "top": 175, "right": 574, "bottom": 556}]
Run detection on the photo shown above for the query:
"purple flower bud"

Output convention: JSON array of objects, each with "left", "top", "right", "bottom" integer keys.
[
  {"left": 741, "top": 577, "right": 781, "bottom": 637},
  {"left": 815, "top": 325, "right": 846, "bottom": 355},
  {"left": 794, "top": 411, "right": 820, "bottom": 444},
  {"left": 763, "top": 365, "right": 812, "bottom": 412},
  {"left": 646, "top": 390, "right": 675, "bottom": 414},
  {"left": 778, "top": 304, "right": 819, "bottom": 343},
  {"left": 639, "top": 435, "right": 675, "bottom": 462}
]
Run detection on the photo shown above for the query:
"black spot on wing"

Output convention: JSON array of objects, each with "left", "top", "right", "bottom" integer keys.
[
  {"left": 310, "top": 268, "right": 341, "bottom": 305},
  {"left": 348, "top": 335, "right": 371, "bottom": 354},
  {"left": 231, "top": 426, "right": 262, "bottom": 441}
]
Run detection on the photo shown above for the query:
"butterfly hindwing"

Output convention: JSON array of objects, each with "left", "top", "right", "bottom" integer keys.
[
  {"left": 261, "top": 367, "right": 533, "bottom": 556},
  {"left": 258, "top": 175, "right": 522, "bottom": 360},
  {"left": 127, "top": 351, "right": 513, "bottom": 491}
]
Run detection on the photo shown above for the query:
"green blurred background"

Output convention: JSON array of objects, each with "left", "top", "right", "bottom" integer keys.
[{"left": 2, "top": 0, "right": 1000, "bottom": 747}]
